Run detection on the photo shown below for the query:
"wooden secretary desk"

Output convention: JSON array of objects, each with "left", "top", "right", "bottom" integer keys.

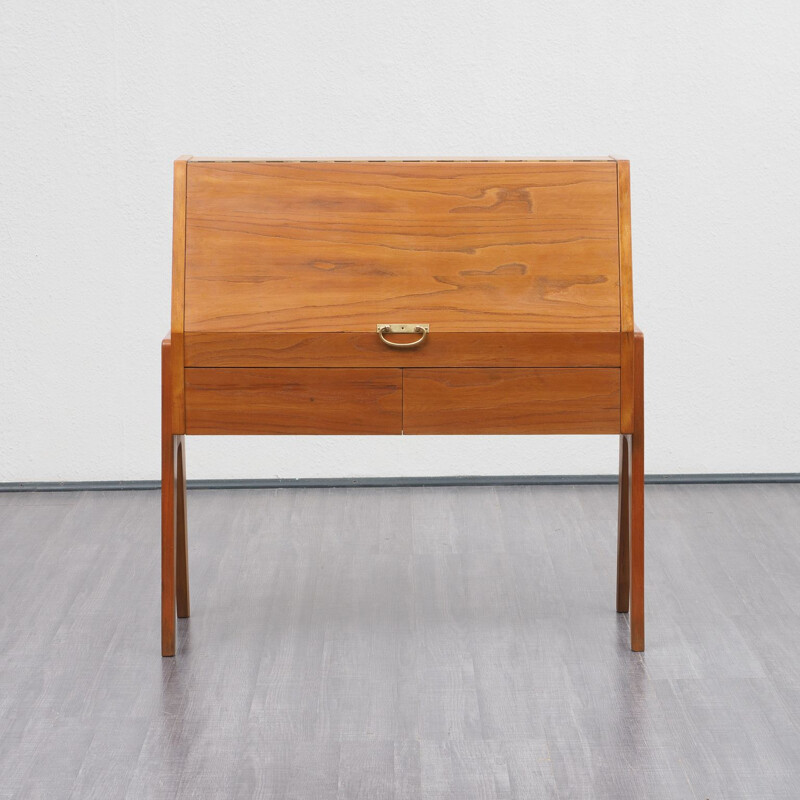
[{"left": 161, "top": 157, "right": 644, "bottom": 656}]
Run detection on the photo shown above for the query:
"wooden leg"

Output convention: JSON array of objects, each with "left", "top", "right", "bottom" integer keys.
[
  {"left": 616, "top": 434, "right": 630, "bottom": 613},
  {"left": 162, "top": 339, "right": 177, "bottom": 657},
  {"left": 175, "top": 436, "right": 190, "bottom": 619},
  {"left": 629, "top": 331, "right": 645, "bottom": 652}
]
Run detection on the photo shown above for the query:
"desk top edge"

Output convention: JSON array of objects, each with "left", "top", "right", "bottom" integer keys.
[{"left": 184, "top": 157, "right": 622, "bottom": 164}]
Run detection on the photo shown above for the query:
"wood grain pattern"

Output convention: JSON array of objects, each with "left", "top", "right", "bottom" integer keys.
[
  {"left": 630, "top": 329, "right": 645, "bottom": 651},
  {"left": 184, "top": 331, "right": 621, "bottom": 368},
  {"left": 184, "top": 161, "right": 621, "bottom": 335},
  {"left": 403, "top": 368, "right": 620, "bottom": 435},
  {"left": 615, "top": 160, "right": 633, "bottom": 333},
  {"left": 164, "top": 156, "right": 643, "bottom": 655},
  {"left": 185, "top": 368, "right": 402, "bottom": 434},
  {"left": 615, "top": 159, "right": 635, "bottom": 432},
  {"left": 620, "top": 330, "right": 635, "bottom": 434},
  {"left": 189, "top": 157, "right": 617, "bottom": 162},
  {"left": 170, "top": 156, "right": 191, "bottom": 432}
]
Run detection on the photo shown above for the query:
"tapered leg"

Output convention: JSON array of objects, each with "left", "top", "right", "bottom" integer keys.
[
  {"left": 629, "top": 331, "right": 645, "bottom": 651},
  {"left": 616, "top": 435, "right": 630, "bottom": 613},
  {"left": 162, "top": 339, "right": 177, "bottom": 657},
  {"left": 175, "top": 437, "right": 190, "bottom": 619}
]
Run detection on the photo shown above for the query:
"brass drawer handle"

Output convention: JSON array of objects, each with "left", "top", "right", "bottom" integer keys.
[{"left": 377, "top": 323, "right": 429, "bottom": 349}]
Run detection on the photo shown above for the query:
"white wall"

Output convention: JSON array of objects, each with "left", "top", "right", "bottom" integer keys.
[{"left": 2, "top": 0, "right": 799, "bottom": 482}]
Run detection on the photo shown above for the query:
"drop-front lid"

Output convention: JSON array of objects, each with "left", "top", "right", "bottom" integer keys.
[{"left": 182, "top": 160, "right": 621, "bottom": 335}]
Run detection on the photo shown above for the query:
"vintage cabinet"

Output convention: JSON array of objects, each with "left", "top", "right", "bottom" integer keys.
[{"left": 162, "top": 158, "right": 644, "bottom": 655}]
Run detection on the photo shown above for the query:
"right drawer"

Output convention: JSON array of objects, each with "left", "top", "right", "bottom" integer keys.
[{"left": 402, "top": 368, "right": 620, "bottom": 434}]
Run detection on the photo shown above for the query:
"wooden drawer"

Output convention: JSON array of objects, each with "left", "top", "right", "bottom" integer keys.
[
  {"left": 184, "top": 331, "right": 621, "bottom": 368},
  {"left": 403, "top": 368, "right": 620, "bottom": 434},
  {"left": 185, "top": 368, "right": 402, "bottom": 434}
]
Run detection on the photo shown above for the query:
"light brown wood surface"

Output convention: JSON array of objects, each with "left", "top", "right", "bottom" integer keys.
[
  {"left": 629, "top": 329, "right": 645, "bottom": 651},
  {"left": 185, "top": 368, "right": 403, "bottom": 435},
  {"left": 403, "top": 368, "right": 620, "bottom": 434},
  {"left": 615, "top": 159, "right": 635, "bottom": 432},
  {"left": 170, "top": 157, "right": 191, "bottom": 432},
  {"left": 164, "top": 157, "right": 645, "bottom": 652},
  {"left": 183, "top": 161, "right": 621, "bottom": 339},
  {"left": 185, "top": 331, "right": 621, "bottom": 368},
  {"left": 615, "top": 160, "right": 633, "bottom": 334}
]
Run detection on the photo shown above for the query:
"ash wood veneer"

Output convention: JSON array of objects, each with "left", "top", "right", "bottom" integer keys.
[{"left": 162, "top": 158, "right": 645, "bottom": 655}]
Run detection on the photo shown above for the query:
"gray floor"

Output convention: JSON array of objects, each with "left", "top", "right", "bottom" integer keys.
[{"left": 1, "top": 483, "right": 799, "bottom": 799}]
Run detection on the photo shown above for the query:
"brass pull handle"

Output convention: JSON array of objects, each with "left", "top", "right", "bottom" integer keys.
[{"left": 377, "top": 323, "right": 429, "bottom": 349}]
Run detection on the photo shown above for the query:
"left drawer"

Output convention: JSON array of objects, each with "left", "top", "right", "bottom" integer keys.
[{"left": 185, "top": 368, "right": 402, "bottom": 434}]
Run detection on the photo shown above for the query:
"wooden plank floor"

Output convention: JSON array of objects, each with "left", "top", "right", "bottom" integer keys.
[{"left": 1, "top": 483, "right": 799, "bottom": 798}]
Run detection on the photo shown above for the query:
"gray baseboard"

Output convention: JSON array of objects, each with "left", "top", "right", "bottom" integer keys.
[{"left": 1, "top": 473, "right": 798, "bottom": 493}]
